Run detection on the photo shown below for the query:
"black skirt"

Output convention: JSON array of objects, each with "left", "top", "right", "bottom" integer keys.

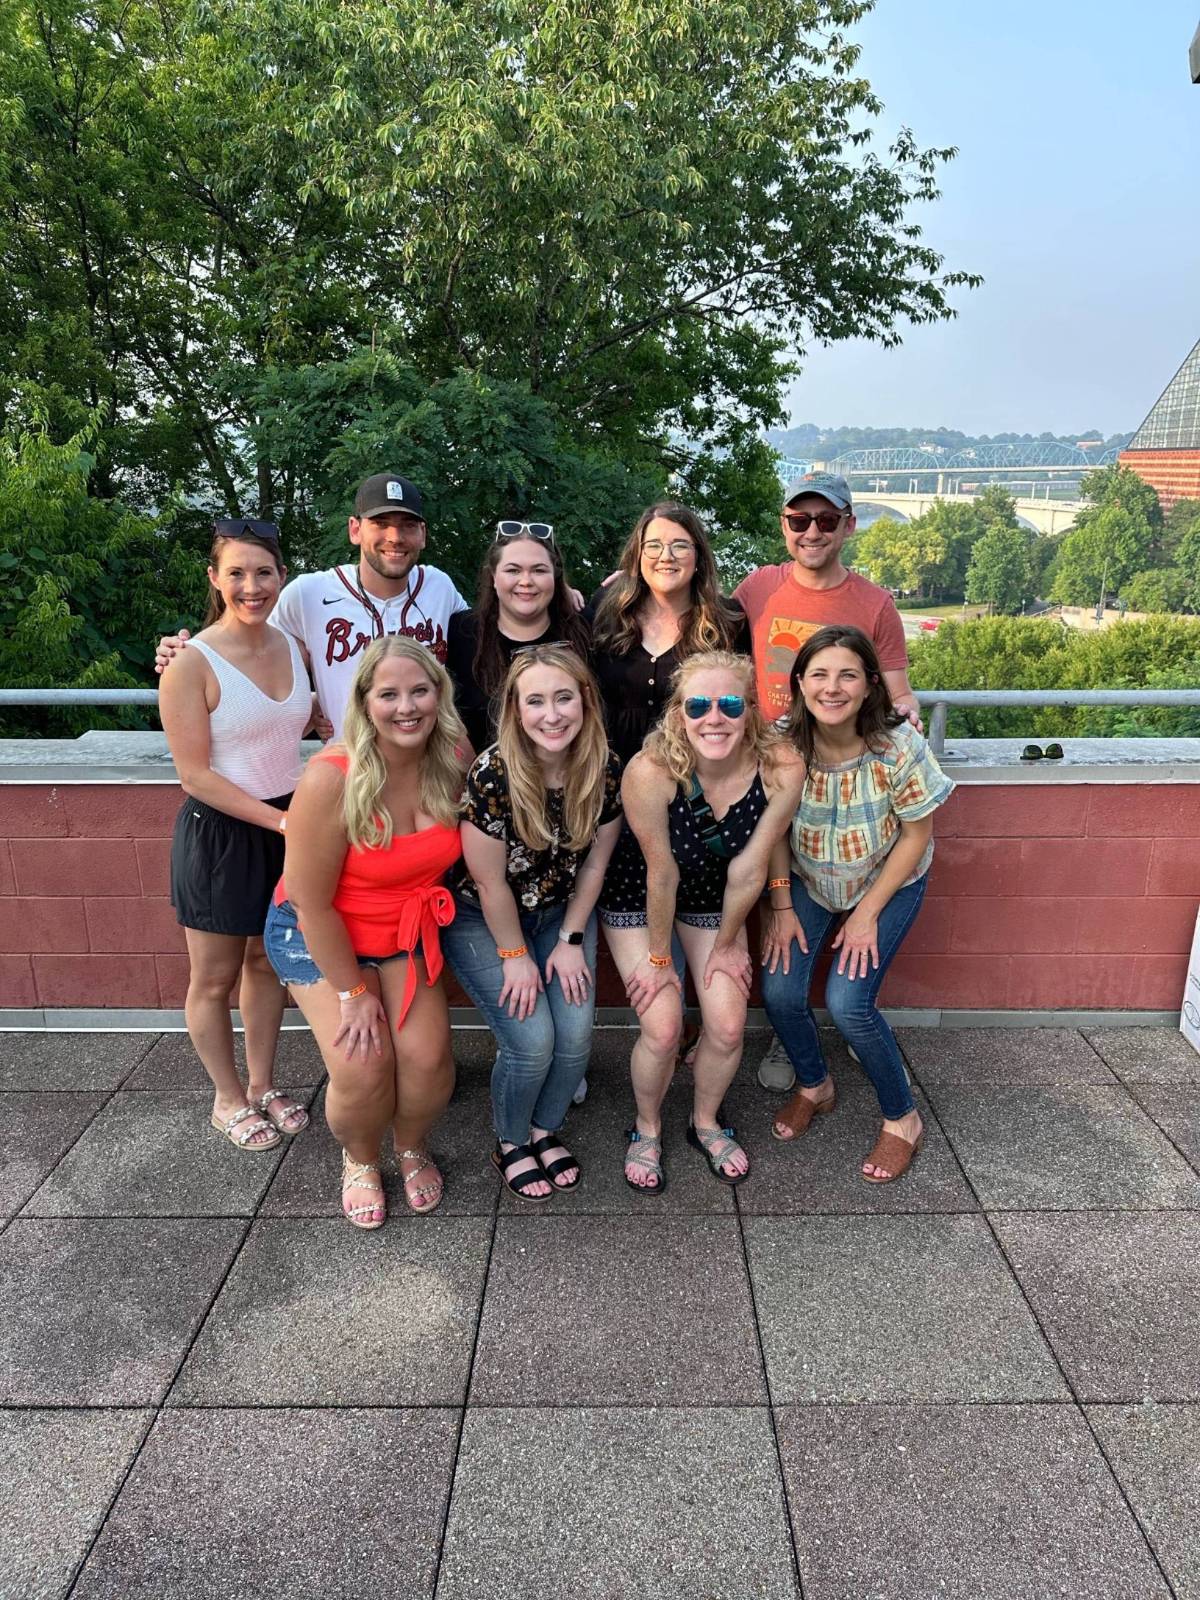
[{"left": 170, "top": 794, "right": 290, "bottom": 937}]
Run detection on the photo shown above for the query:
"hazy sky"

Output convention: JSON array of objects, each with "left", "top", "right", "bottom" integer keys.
[{"left": 782, "top": 0, "right": 1200, "bottom": 437}]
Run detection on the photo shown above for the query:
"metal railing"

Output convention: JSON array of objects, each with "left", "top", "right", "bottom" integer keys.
[{"left": 4, "top": 687, "right": 1200, "bottom": 759}]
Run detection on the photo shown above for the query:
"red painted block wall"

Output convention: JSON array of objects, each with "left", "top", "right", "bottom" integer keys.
[{"left": 1, "top": 781, "right": 1197, "bottom": 1013}]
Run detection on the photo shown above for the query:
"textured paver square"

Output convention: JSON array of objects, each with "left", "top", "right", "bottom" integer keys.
[
  {"left": 0, "top": 1031, "right": 155, "bottom": 1091},
  {"left": 1084, "top": 1027, "right": 1200, "bottom": 1084},
  {"left": 23, "top": 1091, "right": 297, "bottom": 1217},
  {"left": 725, "top": 1078, "right": 976, "bottom": 1215},
  {"left": 0, "top": 1091, "right": 107, "bottom": 1217},
  {"left": 171, "top": 1216, "right": 489, "bottom": 1406},
  {"left": 1088, "top": 1404, "right": 1200, "bottom": 1600},
  {"left": 0, "top": 1218, "right": 244, "bottom": 1404},
  {"left": 1128, "top": 1084, "right": 1200, "bottom": 1169},
  {"left": 471, "top": 1216, "right": 764, "bottom": 1404},
  {"left": 438, "top": 1408, "right": 797, "bottom": 1600},
  {"left": 996, "top": 1212, "right": 1200, "bottom": 1401},
  {"left": 898, "top": 1026, "right": 1116, "bottom": 1085},
  {"left": 927, "top": 1084, "right": 1200, "bottom": 1209},
  {"left": 745, "top": 1214, "right": 1066, "bottom": 1401},
  {"left": 777, "top": 1404, "right": 1170, "bottom": 1600},
  {"left": 497, "top": 1059, "right": 735, "bottom": 1215},
  {"left": 0, "top": 1409, "right": 150, "bottom": 1600},
  {"left": 262, "top": 1080, "right": 498, "bottom": 1217},
  {"left": 124, "top": 1029, "right": 324, "bottom": 1090},
  {"left": 73, "top": 1408, "right": 457, "bottom": 1600}
]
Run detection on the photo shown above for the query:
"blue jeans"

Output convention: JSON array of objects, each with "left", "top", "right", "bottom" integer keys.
[
  {"left": 442, "top": 894, "right": 597, "bottom": 1145},
  {"left": 760, "top": 873, "right": 927, "bottom": 1120}
]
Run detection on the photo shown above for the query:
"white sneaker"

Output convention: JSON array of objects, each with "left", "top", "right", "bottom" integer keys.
[
  {"left": 572, "top": 1077, "right": 588, "bottom": 1106},
  {"left": 757, "top": 1033, "right": 796, "bottom": 1092}
]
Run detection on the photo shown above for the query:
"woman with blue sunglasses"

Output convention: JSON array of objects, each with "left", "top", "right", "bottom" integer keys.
[{"left": 619, "top": 652, "right": 804, "bottom": 1191}]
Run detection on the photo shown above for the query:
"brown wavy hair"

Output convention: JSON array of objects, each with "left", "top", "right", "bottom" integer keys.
[
  {"left": 203, "top": 527, "right": 284, "bottom": 626},
  {"left": 495, "top": 645, "right": 610, "bottom": 853},
  {"left": 591, "top": 502, "right": 742, "bottom": 657},
  {"left": 643, "top": 650, "right": 778, "bottom": 788},
  {"left": 784, "top": 625, "right": 905, "bottom": 771},
  {"left": 471, "top": 535, "right": 591, "bottom": 700}
]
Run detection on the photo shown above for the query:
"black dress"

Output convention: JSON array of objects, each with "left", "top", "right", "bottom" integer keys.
[
  {"left": 587, "top": 594, "right": 751, "bottom": 924},
  {"left": 446, "top": 611, "right": 591, "bottom": 754}
]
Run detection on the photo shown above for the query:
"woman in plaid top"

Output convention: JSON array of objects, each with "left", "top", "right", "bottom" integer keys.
[{"left": 760, "top": 625, "right": 953, "bottom": 1183}]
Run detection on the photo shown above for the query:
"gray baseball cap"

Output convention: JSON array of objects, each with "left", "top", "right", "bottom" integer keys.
[{"left": 782, "top": 471, "right": 853, "bottom": 511}]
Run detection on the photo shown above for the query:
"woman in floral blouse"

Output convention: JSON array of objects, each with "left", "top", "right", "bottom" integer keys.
[{"left": 441, "top": 645, "right": 624, "bottom": 1202}]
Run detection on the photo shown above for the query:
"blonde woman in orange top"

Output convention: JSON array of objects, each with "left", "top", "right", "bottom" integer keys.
[{"left": 264, "top": 638, "right": 466, "bottom": 1229}]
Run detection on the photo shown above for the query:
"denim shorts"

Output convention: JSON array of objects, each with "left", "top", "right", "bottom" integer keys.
[{"left": 263, "top": 898, "right": 401, "bottom": 988}]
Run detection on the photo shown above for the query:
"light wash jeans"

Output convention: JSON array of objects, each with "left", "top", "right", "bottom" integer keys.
[
  {"left": 442, "top": 894, "right": 597, "bottom": 1145},
  {"left": 760, "top": 873, "right": 927, "bottom": 1120}
]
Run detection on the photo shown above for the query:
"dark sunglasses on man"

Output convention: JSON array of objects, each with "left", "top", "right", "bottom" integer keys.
[
  {"left": 494, "top": 520, "right": 556, "bottom": 545},
  {"left": 214, "top": 517, "right": 282, "bottom": 544},
  {"left": 783, "top": 510, "right": 846, "bottom": 534}
]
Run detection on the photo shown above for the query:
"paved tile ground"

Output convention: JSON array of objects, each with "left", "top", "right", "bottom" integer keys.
[{"left": 1, "top": 1023, "right": 1198, "bottom": 1598}]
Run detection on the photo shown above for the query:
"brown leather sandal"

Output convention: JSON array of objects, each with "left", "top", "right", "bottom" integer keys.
[
  {"left": 772, "top": 1081, "right": 837, "bottom": 1141},
  {"left": 861, "top": 1127, "right": 924, "bottom": 1184}
]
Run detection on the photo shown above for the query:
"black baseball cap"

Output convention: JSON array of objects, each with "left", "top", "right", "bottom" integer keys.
[{"left": 353, "top": 473, "right": 425, "bottom": 520}]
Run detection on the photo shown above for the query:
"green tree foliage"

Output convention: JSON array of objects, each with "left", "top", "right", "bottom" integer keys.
[
  {"left": 1049, "top": 466, "right": 1161, "bottom": 606},
  {"left": 964, "top": 522, "right": 1036, "bottom": 614},
  {"left": 854, "top": 486, "right": 1038, "bottom": 603},
  {"left": 0, "top": 0, "right": 976, "bottom": 557},
  {"left": 909, "top": 616, "right": 1200, "bottom": 739},
  {"left": 1123, "top": 568, "right": 1193, "bottom": 616}
]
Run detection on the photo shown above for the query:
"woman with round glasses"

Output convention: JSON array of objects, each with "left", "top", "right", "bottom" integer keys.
[
  {"left": 760, "top": 626, "right": 952, "bottom": 1184},
  {"left": 159, "top": 519, "right": 315, "bottom": 1152},
  {"left": 445, "top": 520, "right": 591, "bottom": 756},
  {"left": 619, "top": 652, "right": 804, "bottom": 1192}
]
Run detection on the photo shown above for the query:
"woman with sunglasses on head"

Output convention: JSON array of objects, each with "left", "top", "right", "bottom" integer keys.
[
  {"left": 761, "top": 626, "right": 953, "bottom": 1184},
  {"left": 441, "top": 645, "right": 624, "bottom": 1202},
  {"left": 159, "top": 520, "right": 315, "bottom": 1152},
  {"left": 445, "top": 519, "right": 591, "bottom": 756},
  {"left": 263, "top": 637, "right": 467, "bottom": 1228},
  {"left": 620, "top": 653, "right": 805, "bottom": 1192}
]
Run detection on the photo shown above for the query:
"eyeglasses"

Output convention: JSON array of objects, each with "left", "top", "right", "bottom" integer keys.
[
  {"left": 783, "top": 511, "right": 846, "bottom": 534},
  {"left": 214, "top": 517, "right": 281, "bottom": 544},
  {"left": 494, "top": 520, "right": 555, "bottom": 545},
  {"left": 683, "top": 694, "right": 746, "bottom": 720},
  {"left": 642, "top": 539, "right": 696, "bottom": 560},
  {"left": 1020, "top": 743, "right": 1064, "bottom": 762}
]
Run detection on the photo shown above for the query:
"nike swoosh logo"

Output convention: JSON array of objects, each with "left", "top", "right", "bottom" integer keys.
[{"left": 321, "top": 598, "right": 342, "bottom": 605}]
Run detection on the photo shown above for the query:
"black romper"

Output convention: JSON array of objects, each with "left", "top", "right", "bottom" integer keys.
[{"left": 664, "top": 772, "right": 769, "bottom": 929}]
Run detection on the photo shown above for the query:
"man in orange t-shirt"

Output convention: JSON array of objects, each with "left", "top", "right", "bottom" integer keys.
[{"left": 732, "top": 471, "right": 919, "bottom": 724}]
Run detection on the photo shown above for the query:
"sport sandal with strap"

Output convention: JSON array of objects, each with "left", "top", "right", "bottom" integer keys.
[
  {"left": 255, "top": 1089, "right": 309, "bottom": 1135},
  {"left": 623, "top": 1128, "right": 666, "bottom": 1196},
  {"left": 210, "top": 1104, "right": 281, "bottom": 1151},
  {"left": 397, "top": 1148, "right": 443, "bottom": 1213},
  {"left": 529, "top": 1131, "right": 582, "bottom": 1192},
  {"left": 687, "top": 1122, "right": 749, "bottom": 1187},
  {"left": 491, "top": 1141, "right": 553, "bottom": 1204},
  {"left": 341, "top": 1150, "right": 386, "bottom": 1229}
]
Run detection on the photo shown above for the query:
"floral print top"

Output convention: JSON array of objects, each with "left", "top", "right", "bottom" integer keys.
[{"left": 455, "top": 747, "right": 623, "bottom": 910}]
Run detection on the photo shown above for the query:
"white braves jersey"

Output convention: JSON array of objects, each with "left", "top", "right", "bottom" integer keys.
[{"left": 271, "top": 563, "right": 468, "bottom": 737}]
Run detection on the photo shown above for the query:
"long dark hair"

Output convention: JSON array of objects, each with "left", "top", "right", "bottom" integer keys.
[
  {"left": 203, "top": 527, "right": 284, "bottom": 626},
  {"left": 471, "top": 535, "right": 590, "bottom": 696},
  {"left": 785, "top": 625, "right": 904, "bottom": 769},
  {"left": 591, "top": 502, "right": 741, "bottom": 656}
]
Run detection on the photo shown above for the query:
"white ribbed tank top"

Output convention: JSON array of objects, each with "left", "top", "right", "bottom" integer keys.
[{"left": 189, "top": 634, "right": 310, "bottom": 799}]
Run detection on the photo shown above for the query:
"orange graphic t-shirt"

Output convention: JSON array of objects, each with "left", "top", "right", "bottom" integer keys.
[{"left": 731, "top": 564, "right": 909, "bottom": 718}]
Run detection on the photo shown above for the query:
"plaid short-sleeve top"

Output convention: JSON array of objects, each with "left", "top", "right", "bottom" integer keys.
[{"left": 789, "top": 722, "right": 953, "bottom": 911}]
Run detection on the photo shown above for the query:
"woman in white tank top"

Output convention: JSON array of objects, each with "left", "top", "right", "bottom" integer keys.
[{"left": 159, "top": 520, "right": 315, "bottom": 1152}]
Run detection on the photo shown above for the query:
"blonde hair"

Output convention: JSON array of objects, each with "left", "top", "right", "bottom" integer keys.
[
  {"left": 495, "top": 645, "right": 610, "bottom": 853},
  {"left": 339, "top": 638, "right": 466, "bottom": 848},
  {"left": 643, "top": 650, "right": 777, "bottom": 787}
]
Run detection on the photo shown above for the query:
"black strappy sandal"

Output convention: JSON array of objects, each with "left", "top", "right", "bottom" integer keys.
[
  {"left": 529, "top": 1131, "right": 582, "bottom": 1192},
  {"left": 491, "top": 1141, "right": 554, "bottom": 1204}
]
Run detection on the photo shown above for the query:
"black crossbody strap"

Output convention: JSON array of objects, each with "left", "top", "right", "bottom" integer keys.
[{"left": 683, "top": 776, "right": 733, "bottom": 859}]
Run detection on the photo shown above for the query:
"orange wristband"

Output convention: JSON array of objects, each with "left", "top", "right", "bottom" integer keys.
[
  {"left": 337, "top": 982, "right": 367, "bottom": 1001},
  {"left": 647, "top": 952, "right": 672, "bottom": 969},
  {"left": 767, "top": 876, "right": 789, "bottom": 890},
  {"left": 498, "top": 945, "right": 528, "bottom": 960}
]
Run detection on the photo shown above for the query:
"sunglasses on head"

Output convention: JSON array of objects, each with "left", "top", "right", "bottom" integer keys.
[
  {"left": 494, "top": 520, "right": 555, "bottom": 546},
  {"left": 214, "top": 517, "right": 281, "bottom": 544},
  {"left": 783, "top": 510, "right": 845, "bottom": 533},
  {"left": 683, "top": 694, "right": 746, "bottom": 720}
]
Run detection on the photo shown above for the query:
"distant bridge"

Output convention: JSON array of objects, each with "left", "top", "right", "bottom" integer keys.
[
  {"left": 854, "top": 492, "right": 1085, "bottom": 537},
  {"left": 775, "top": 443, "right": 1119, "bottom": 500}
]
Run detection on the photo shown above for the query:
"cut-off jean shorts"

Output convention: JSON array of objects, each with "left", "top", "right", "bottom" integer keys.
[{"left": 263, "top": 897, "right": 402, "bottom": 987}]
